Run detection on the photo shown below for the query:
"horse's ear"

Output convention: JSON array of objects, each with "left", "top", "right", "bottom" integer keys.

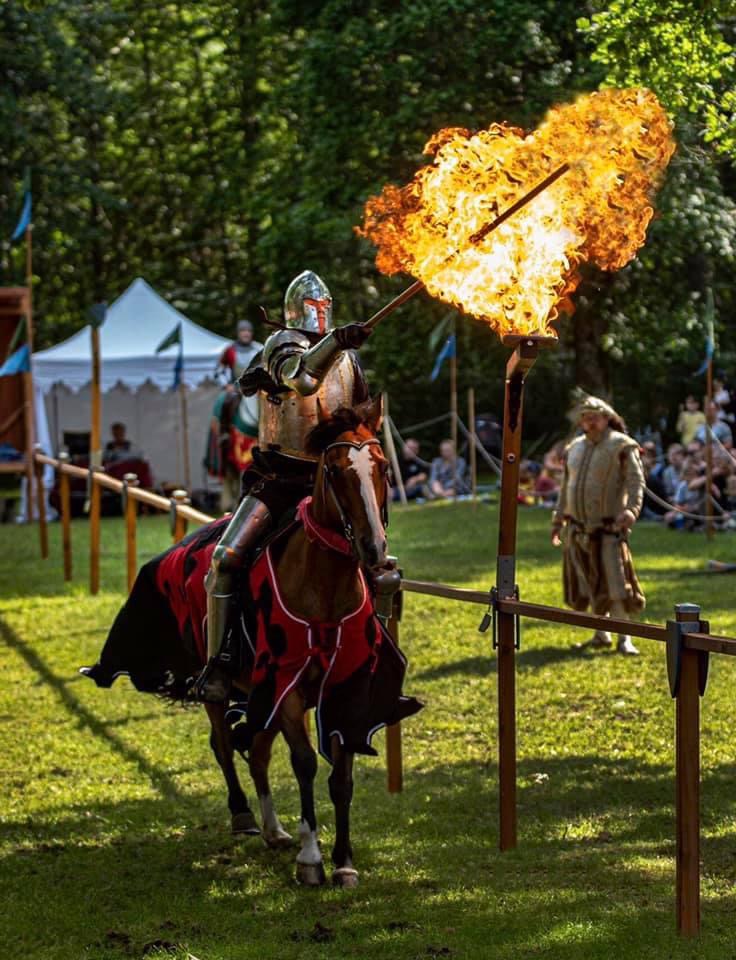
[
  {"left": 365, "top": 394, "right": 383, "bottom": 433},
  {"left": 316, "top": 398, "right": 331, "bottom": 423}
]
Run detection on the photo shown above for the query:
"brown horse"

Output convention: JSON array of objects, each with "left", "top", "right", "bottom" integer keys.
[
  {"left": 86, "top": 397, "right": 419, "bottom": 887},
  {"left": 211, "top": 397, "right": 401, "bottom": 886}
]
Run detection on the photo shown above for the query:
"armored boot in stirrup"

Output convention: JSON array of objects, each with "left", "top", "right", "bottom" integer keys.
[{"left": 192, "top": 496, "right": 272, "bottom": 702}]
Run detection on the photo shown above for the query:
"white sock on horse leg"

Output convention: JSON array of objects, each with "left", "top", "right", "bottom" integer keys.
[
  {"left": 296, "top": 819, "right": 322, "bottom": 865},
  {"left": 259, "top": 793, "right": 286, "bottom": 837}
]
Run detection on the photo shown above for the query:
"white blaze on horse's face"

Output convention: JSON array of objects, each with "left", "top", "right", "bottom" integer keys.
[{"left": 345, "top": 444, "right": 387, "bottom": 568}]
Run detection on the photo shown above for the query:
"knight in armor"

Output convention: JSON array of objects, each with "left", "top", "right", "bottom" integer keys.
[
  {"left": 194, "top": 270, "right": 372, "bottom": 701},
  {"left": 216, "top": 319, "right": 263, "bottom": 386},
  {"left": 551, "top": 394, "right": 646, "bottom": 656}
]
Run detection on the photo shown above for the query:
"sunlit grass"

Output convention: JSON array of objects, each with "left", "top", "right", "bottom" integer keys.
[{"left": 0, "top": 506, "right": 735, "bottom": 958}]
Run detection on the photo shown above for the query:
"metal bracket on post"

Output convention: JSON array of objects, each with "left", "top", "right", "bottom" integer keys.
[
  {"left": 487, "top": 585, "right": 521, "bottom": 651},
  {"left": 667, "top": 603, "right": 709, "bottom": 698}
]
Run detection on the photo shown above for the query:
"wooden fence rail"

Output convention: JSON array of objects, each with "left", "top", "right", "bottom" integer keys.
[{"left": 31, "top": 451, "right": 736, "bottom": 936}]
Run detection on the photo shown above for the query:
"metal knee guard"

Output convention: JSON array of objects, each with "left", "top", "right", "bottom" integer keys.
[{"left": 205, "top": 496, "right": 272, "bottom": 660}]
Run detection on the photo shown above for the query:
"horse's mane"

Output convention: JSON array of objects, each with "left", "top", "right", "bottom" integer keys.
[{"left": 305, "top": 404, "right": 374, "bottom": 455}]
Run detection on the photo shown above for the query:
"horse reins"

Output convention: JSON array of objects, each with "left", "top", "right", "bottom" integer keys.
[{"left": 306, "top": 438, "right": 388, "bottom": 555}]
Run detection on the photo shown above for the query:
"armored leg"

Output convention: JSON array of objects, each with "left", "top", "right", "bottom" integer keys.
[{"left": 193, "top": 496, "right": 272, "bottom": 702}]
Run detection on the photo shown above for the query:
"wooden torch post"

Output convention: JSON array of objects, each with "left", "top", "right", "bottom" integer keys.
[{"left": 495, "top": 336, "right": 552, "bottom": 850}]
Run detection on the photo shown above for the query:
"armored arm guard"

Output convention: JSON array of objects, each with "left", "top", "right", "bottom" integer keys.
[{"left": 264, "top": 328, "right": 345, "bottom": 397}]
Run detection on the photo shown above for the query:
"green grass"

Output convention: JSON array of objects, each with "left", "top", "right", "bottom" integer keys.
[{"left": 1, "top": 505, "right": 735, "bottom": 959}]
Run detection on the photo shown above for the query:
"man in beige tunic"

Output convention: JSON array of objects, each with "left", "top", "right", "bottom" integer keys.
[{"left": 551, "top": 395, "right": 645, "bottom": 655}]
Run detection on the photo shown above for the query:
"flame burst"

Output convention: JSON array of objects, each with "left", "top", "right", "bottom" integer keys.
[{"left": 358, "top": 89, "right": 675, "bottom": 336}]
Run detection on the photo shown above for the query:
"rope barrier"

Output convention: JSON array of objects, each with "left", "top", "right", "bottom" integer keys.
[
  {"left": 396, "top": 411, "right": 452, "bottom": 433},
  {"left": 454, "top": 414, "right": 503, "bottom": 475},
  {"left": 644, "top": 486, "right": 729, "bottom": 522}
]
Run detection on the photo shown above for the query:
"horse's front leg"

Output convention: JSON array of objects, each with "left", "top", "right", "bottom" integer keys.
[
  {"left": 204, "top": 703, "right": 259, "bottom": 836},
  {"left": 329, "top": 734, "right": 358, "bottom": 887},
  {"left": 248, "top": 728, "right": 293, "bottom": 848},
  {"left": 281, "top": 693, "right": 325, "bottom": 885}
]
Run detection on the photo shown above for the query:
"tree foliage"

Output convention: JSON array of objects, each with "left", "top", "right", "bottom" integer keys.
[{"left": 2, "top": 0, "right": 735, "bottom": 442}]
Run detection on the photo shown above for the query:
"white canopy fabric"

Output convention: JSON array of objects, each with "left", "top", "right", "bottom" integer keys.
[
  {"left": 32, "top": 278, "right": 243, "bottom": 489},
  {"left": 33, "top": 277, "right": 230, "bottom": 393}
]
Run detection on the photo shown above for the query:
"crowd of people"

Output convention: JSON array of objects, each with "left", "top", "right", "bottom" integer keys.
[
  {"left": 391, "top": 437, "right": 471, "bottom": 501},
  {"left": 390, "top": 385, "right": 736, "bottom": 533},
  {"left": 644, "top": 391, "right": 735, "bottom": 529}
]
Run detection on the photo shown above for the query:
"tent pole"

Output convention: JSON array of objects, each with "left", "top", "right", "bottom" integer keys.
[{"left": 89, "top": 324, "right": 102, "bottom": 595}]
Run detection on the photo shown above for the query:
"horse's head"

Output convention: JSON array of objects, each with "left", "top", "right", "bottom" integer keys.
[{"left": 305, "top": 396, "right": 389, "bottom": 570}]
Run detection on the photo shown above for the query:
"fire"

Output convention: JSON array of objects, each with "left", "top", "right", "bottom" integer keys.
[{"left": 357, "top": 89, "right": 675, "bottom": 337}]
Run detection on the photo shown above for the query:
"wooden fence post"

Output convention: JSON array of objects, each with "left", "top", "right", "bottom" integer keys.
[
  {"left": 33, "top": 445, "right": 48, "bottom": 559},
  {"left": 171, "top": 489, "right": 190, "bottom": 543},
  {"left": 385, "top": 584, "right": 404, "bottom": 793},
  {"left": 59, "top": 452, "right": 72, "bottom": 581},
  {"left": 123, "top": 473, "right": 139, "bottom": 594},
  {"left": 668, "top": 601, "right": 707, "bottom": 937},
  {"left": 89, "top": 467, "right": 101, "bottom": 595}
]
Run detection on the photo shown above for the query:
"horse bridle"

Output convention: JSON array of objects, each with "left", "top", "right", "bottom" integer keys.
[{"left": 321, "top": 438, "right": 389, "bottom": 550}]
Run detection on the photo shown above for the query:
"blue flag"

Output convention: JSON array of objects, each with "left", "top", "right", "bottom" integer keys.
[
  {"left": 430, "top": 333, "right": 456, "bottom": 382},
  {"left": 694, "top": 290, "right": 716, "bottom": 376},
  {"left": 0, "top": 344, "right": 30, "bottom": 377},
  {"left": 10, "top": 192, "right": 31, "bottom": 242},
  {"left": 694, "top": 323, "right": 715, "bottom": 376}
]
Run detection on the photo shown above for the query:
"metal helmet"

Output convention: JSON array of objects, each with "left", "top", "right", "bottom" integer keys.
[{"left": 283, "top": 270, "right": 333, "bottom": 334}]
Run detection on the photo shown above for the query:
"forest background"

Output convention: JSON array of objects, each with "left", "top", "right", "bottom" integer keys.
[{"left": 2, "top": 0, "right": 736, "bottom": 443}]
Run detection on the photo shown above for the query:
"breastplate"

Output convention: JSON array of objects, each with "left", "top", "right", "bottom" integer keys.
[{"left": 259, "top": 352, "right": 356, "bottom": 459}]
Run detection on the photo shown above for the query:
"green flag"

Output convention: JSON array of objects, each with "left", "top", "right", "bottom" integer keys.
[
  {"left": 156, "top": 322, "right": 182, "bottom": 353},
  {"left": 5, "top": 315, "right": 26, "bottom": 361}
]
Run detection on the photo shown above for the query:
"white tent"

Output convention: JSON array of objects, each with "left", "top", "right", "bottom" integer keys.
[{"left": 33, "top": 278, "right": 233, "bottom": 489}]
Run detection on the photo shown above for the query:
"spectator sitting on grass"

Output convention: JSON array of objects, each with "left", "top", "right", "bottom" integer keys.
[
  {"left": 392, "top": 438, "right": 428, "bottom": 501},
  {"left": 676, "top": 395, "right": 706, "bottom": 446},
  {"left": 694, "top": 401, "right": 733, "bottom": 447},
  {"left": 429, "top": 439, "right": 469, "bottom": 499},
  {"left": 662, "top": 443, "right": 684, "bottom": 501}
]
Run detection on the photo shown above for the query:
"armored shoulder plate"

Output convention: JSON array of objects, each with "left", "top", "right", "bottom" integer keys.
[{"left": 262, "top": 328, "right": 312, "bottom": 382}]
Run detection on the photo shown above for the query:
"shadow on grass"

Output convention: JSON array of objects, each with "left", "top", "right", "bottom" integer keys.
[
  {"left": 1, "top": 754, "right": 735, "bottom": 958},
  {"left": 414, "top": 644, "right": 587, "bottom": 681},
  {"left": 0, "top": 616, "right": 184, "bottom": 802}
]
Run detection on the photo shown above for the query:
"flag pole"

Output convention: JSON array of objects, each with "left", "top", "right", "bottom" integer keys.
[
  {"left": 468, "top": 386, "right": 477, "bottom": 504},
  {"left": 23, "top": 219, "right": 36, "bottom": 522},
  {"left": 450, "top": 319, "right": 458, "bottom": 501},
  {"left": 179, "top": 378, "right": 191, "bottom": 492},
  {"left": 705, "top": 355, "right": 714, "bottom": 541}
]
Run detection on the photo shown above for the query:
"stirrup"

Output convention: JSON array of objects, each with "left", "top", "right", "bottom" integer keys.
[{"left": 191, "top": 658, "right": 232, "bottom": 703}]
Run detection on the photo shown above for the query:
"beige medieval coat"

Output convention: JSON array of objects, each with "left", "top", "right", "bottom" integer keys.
[{"left": 554, "top": 428, "right": 646, "bottom": 615}]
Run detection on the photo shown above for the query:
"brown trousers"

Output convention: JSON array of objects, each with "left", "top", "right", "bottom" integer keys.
[{"left": 562, "top": 524, "right": 645, "bottom": 616}]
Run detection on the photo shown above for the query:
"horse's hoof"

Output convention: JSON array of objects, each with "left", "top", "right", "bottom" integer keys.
[
  {"left": 231, "top": 811, "right": 260, "bottom": 836},
  {"left": 296, "top": 861, "right": 326, "bottom": 886},
  {"left": 332, "top": 867, "right": 359, "bottom": 888},
  {"left": 263, "top": 829, "right": 294, "bottom": 849}
]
